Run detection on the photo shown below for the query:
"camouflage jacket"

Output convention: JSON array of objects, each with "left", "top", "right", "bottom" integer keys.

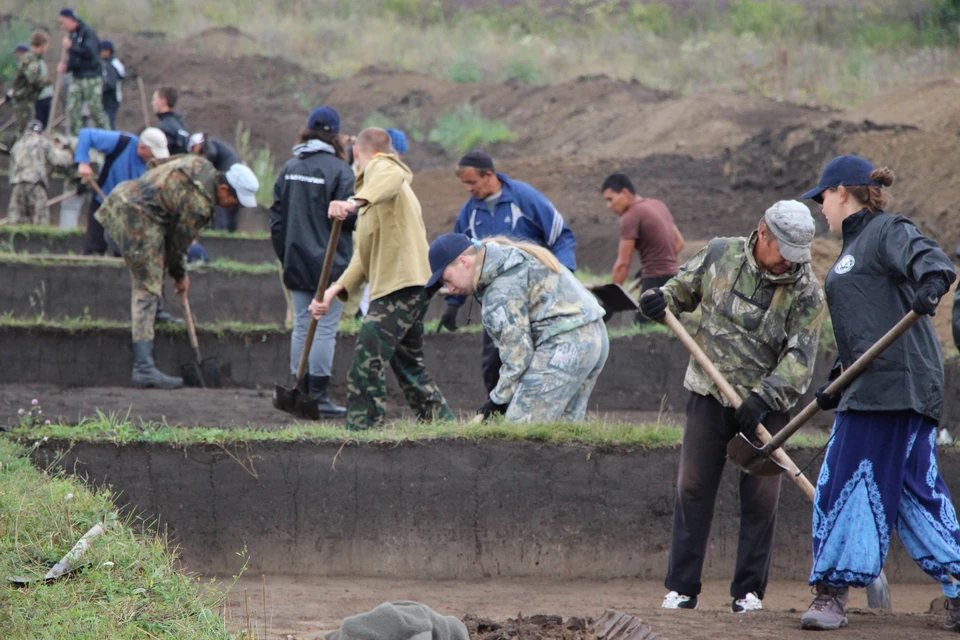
[
  {"left": 477, "top": 242, "right": 605, "bottom": 405},
  {"left": 10, "top": 131, "right": 74, "bottom": 187},
  {"left": 12, "top": 51, "right": 50, "bottom": 103},
  {"left": 661, "top": 232, "right": 825, "bottom": 411},
  {"left": 97, "top": 155, "right": 218, "bottom": 281}
]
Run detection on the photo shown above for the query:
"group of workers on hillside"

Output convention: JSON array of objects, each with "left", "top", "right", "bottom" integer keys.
[{"left": 5, "top": 9, "right": 960, "bottom": 635}]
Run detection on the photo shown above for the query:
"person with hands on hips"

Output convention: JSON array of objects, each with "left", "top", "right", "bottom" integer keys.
[
  {"left": 309, "top": 128, "right": 453, "bottom": 431},
  {"left": 426, "top": 232, "right": 608, "bottom": 423},
  {"left": 796, "top": 155, "right": 960, "bottom": 633},
  {"left": 640, "top": 200, "right": 825, "bottom": 615}
]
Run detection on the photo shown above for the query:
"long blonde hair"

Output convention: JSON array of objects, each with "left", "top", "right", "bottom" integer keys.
[{"left": 467, "top": 236, "right": 562, "bottom": 290}]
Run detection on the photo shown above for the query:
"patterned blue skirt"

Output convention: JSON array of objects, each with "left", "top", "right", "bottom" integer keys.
[{"left": 810, "top": 410, "right": 960, "bottom": 588}]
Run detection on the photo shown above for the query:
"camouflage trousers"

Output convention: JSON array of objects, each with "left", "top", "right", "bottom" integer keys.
[
  {"left": 7, "top": 183, "right": 50, "bottom": 225},
  {"left": 13, "top": 98, "right": 34, "bottom": 138},
  {"left": 345, "top": 286, "right": 454, "bottom": 431},
  {"left": 503, "top": 320, "right": 609, "bottom": 423},
  {"left": 67, "top": 76, "right": 110, "bottom": 136},
  {"left": 97, "top": 204, "right": 166, "bottom": 342}
]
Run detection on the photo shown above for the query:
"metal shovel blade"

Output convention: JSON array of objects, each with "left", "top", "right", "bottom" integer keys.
[
  {"left": 201, "top": 357, "right": 222, "bottom": 388},
  {"left": 272, "top": 382, "right": 320, "bottom": 421},
  {"left": 726, "top": 433, "right": 790, "bottom": 476},
  {"left": 181, "top": 361, "right": 205, "bottom": 388}
]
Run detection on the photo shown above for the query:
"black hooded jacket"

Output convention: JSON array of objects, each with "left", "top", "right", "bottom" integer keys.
[
  {"left": 156, "top": 111, "right": 190, "bottom": 155},
  {"left": 270, "top": 141, "right": 357, "bottom": 293},
  {"left": 199, "top": 137, "right": 240, "bottom": 172},
  {"left": 825, "top": 210, "right": 956, "bottom": 421},
  {"left": 66, "top": 20, "right": 102, "bottom": 79}
]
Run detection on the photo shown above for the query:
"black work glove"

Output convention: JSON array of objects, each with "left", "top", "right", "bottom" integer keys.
[
  {"left": 814, "top": 383, "right": 842, "bottom": 411},
  {"left": 639, "top": 289, "right": 667, "bottom": 321},
  {"left": 477, "top": 399, "right": 509, "bottom": 420},
  {"left": 912, "top": 279, "right": 945, "bottom": 316},
  {"left": 734, "top": 392, "right": 770, "bottom": 438},
  {"left": 438, "top": 303, "right": 459, "bottom": 333}
]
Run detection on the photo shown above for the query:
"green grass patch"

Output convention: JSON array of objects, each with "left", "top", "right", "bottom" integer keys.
[
  {"left": 0, "top": 226, "right": 270, "bottom": 242},
  {"left": 0, "top": 252, "right": 279, "bottom": 275},
  {"left": 0, "top": 313, "right": 288, "bottom": 338},
  {"left": 12, "top": 415, "right": 687, "bottom": 449},
  {"left": 0, "top": 439, "right": 232, "bottom": 638},
  {"left": 428, "top": 104, "right": 516, "bottom": 155}
]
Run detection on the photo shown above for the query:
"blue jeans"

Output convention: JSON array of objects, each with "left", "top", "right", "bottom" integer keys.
[
  {"left": 104, "top": 104, "right": 119, "bottom": 130},
  {"left": 290, "top": 290, "right": 343, "bottom": 377}
]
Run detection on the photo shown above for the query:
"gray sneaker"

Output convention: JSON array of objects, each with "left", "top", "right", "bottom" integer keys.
[
  {"left": 945, "top": 596, "right": 960, "bottom": 632},
  {"left": 801, "top": 583, "right": 848, "bottom": 630}
]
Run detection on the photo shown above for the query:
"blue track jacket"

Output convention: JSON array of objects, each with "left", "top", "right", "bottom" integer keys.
[
  {"left": 74, "top": 128, "right": 147, "bottom": 203},
  {"left": 447, "top": 173, "right": 577, "bottom": 308}
]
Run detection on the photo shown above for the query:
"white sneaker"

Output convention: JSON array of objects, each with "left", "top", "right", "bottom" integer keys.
[
  {"left": 732, "top": 592, "right": 763, "bottom": 613},
  {"left": 662, "top": 590, "right": 699, "bottom": 610}
]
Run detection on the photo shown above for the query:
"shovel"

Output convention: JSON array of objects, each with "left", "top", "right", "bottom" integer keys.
[
  {"left": 178, "top": 289, "right": 222, "bottom": 388},
  {"left": 595, "top": 285, "right": 895, "bottom": 608},
  {"left": 273, "top": 218, "right": 343, "bottom": 420},
  {"left": 726, "top": 310, "right": 921, "bottom": 477}
]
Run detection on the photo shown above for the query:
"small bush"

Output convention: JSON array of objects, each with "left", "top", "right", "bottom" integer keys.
[
  {"left": 428, "top": 104, "right": 516, "bottom": 155},
  {"left": 234, "top": 122, "right": 278, "bottom": 207},
  {"left": 362, "top": 112, "right": 397, "bottom": 130},
  {"left": 629, "top": 2, "right": 675, "bottom": 36},
  {"left": 500, "top": 54, "right": 543, "bottom": 84},
  {"left": 447, "top": 53, "right": 484, "bottom": 84}
]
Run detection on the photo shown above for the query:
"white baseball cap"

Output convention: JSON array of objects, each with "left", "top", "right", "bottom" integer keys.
[
  {"left": 138, "top": 127, "right": 169, "bottom": 159},
  {"left": 225, "top": 163, "right": 259, "bottom": 208}
]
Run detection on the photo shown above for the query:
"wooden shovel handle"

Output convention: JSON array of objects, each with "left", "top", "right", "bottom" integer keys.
[
  {"left": 178, "top": 290, "right": 202, "bottom": 362},
  {"left": 761, "top": 310, "right": 921, "bottom": 455},
  {"left": 294, "top": 218, "right": 343, "bottom": 382},
  {"left": 45, "top": 49, "right": 67, "bottom": 139},
  {"left": 663, "top": 309, "right": 816, "bottom": 501}
]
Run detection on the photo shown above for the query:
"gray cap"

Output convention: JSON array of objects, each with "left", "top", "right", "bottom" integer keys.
[
  {"left": 764, "top": 200, "right": 815, "bottom": 263},
  {"left": 224, "top": 163, "right": 259, "bottom": 208}
]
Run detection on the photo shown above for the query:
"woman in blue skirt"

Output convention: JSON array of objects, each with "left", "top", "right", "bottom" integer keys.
[{"left": 799, "top": 155, "right": 960, "bottom": 631}]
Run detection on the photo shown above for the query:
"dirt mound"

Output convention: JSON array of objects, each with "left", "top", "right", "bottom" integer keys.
[
  {"left": 850, "top": 76, "right": 960, "bottom": 135},
  {"left": 464, "top": 614, "right": 590, "bottom": 640}
]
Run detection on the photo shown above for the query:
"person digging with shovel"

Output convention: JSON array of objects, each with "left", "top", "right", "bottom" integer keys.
[
  {"left": 96, "top": 155, "right": 258, "bottom": 389},
  {"left": 271, "top": 106, "right": 355, "bottom": 417},
  {"left": 798, "top": 156, "right": 960, "bottom": 632},
  {"left": 309, "top": 128, "right": 453, "bottom": 430},
  {"left": 639, "top": 200, "right": 825, "bottom": 614},
  {"left": 427, "top": 233, "right": 608, "bottom": 422}
]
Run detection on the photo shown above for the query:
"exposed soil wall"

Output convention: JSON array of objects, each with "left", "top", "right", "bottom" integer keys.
[
  {"left": 32, "top": 439, "right": 957, "bottom": 583},
  {"left": 0, "top": 261, "right": 285, "bottom": 324},
  {"left": 0, "top": 229, "right": 277, "bottom": 264}
]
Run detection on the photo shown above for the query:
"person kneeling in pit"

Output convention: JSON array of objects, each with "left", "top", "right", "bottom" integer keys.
[
  {"left": 426, "top": 233, "right": 609, "bottom": 422},
  {"left": 640, "top": 201, "right": 825, "bottom": 614}
]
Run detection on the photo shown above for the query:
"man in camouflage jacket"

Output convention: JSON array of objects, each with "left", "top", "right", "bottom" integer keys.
[
  {"left": 95, "top": 155, "right": 258, "bottom": 389},
  {"left": 11, "top": 33, "right": 52, "bottom": 138},
  {"left": 639, "top": 200, "right": 825, "bottom": 613},
  {"left": 7, "top": 120, "right": 74, "bottom": 225}
]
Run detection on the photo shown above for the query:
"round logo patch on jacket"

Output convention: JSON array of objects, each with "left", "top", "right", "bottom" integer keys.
[{"left": 834, "top": 255, "right": 855, "bottom": 274}]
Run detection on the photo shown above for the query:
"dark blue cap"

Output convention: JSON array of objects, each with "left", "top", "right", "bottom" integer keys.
[
  {"left": 59, "top": 8, "right": 79, "bottom": 20},
  {"left": 100, "top": 40, "right": 114, "bottom": 51},
  {"left": 307, "top": 106, "right": 340, "bottom": 133},
  {"left": 386, "top": 128, "right": 407, "bottom": 155},
  {"left": 14, "top": 42, "right": 28, "bottom": 53},
  {"left": 802, "top": 155, "right": 878, "bottom": 204},
  {"left": 426, "top": 233, "right": 481, "bottom": 289}
]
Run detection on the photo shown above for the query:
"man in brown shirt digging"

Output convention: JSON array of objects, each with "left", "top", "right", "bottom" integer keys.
[{"left": 601, "top": 172, "right": 684, "bottom": 323}]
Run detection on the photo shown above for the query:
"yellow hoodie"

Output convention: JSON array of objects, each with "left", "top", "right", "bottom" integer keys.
[{"left": 336, "top": 153, "right": 432, "bottom": 301}]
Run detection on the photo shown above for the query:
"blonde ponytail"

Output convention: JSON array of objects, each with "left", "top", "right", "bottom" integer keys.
[{"left": 481, "top": 236, "right": 562, "bottom": 273}]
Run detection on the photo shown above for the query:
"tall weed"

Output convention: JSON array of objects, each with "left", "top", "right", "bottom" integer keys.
[{"left": 427, "top": 104, "right": 516, "bottom": 155}]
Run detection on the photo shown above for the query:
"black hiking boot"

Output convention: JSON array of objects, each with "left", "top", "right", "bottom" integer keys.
[
  {"left": 946, "top": 596, "right": 960, "bottom": 632},
  {"left": 308, "top": 375, "right": 346, "bottom": 417},
  {"left": 132, "top": 341, "right": 183, "bottom": 389}
]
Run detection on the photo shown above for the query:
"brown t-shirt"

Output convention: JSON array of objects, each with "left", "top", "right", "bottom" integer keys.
[{"left": 619, "top": 198, "right": 678, "bottom": 278}]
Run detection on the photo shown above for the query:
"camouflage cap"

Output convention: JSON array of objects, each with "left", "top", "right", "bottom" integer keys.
[{"left": 764, "top": 200, "right": 814, "bottom": 263}]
